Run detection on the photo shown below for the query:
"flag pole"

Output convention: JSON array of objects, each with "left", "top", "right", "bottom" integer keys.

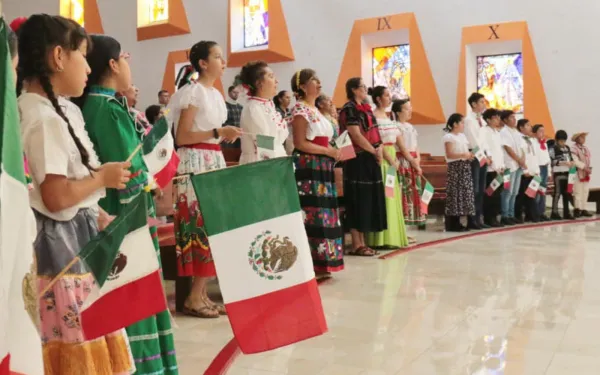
[
  {"left": 126, "top": 144, "right": 143, "bottom": 163},
  {"left": 37, "top": 256, "right": 80, "bottom": 298}
]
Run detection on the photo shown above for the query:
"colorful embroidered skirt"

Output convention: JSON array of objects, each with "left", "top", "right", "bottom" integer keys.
[
  {"left": 342, "top": 151, "right": 387, "bottom": 233},
  {"left": 34, "top": 208, "right": 134, "bottom": 375},
  {"left": 294, "top": 151, "right": 344, "bottom": 273},
  {"left": 397, "top": 153, "right": 426, "bottom": 225},
  {"left": 445, "top": 160, "right": 476, "bottom": 217},
  {"left": 174, "top": 147, "right": 226, "bottom": 277},
  {"left": 366, "top": 145, "right": 409, "bottom": 249}
]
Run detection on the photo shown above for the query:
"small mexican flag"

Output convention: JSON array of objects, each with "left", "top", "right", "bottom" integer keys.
[
  {"left": 525, "top": 176, "right": 542, "bottom": 198},
  {"left": 142, "top": 115, "right": 180, "bottom": 189},
  {"left": 0, "top": 19, "right": 44, "bottom": 375},
  {"left": 486, "top": 174, "right": 503, "bottom": 196},
  {"left": 79, "top": 192, "right": 167, "bottom": 340},
  {"left": 191, "top": 158, "right": 327, "bottom": 354},
  {"left": 420, "top": 180, "right": 434, "bottom": 214},
  {"left": 567, "top": 166, "right": 577, "bottom": 193},
  {"left": 256, "top": 134, "right": 275, "bottom": 160},
  {"left": 472, "top": 146, "right": 487, "bottom": 167},
  {"left": 334, "top": 130, "right": 356, "bottom": 161},
  {"left": 503, "top": 169, "right": 511, "bottom": 189},
  {"left": 538, "top": 185, "right": 547, "bottom": 196},
  {"left": 384, "top": 168, "right": 396, "bottom": 198}
]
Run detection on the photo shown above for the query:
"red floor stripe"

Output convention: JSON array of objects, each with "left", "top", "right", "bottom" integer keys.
[
  {"left": 378, "top": 217, "right": 600, "bottom": 260},
  {"left": 203, "top": 338, "right": 241, "bottom": 375}
]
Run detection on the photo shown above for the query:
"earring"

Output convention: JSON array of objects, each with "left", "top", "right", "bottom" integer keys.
[{"left": 57, "top": 66, "right": 64, "bottom": 72}]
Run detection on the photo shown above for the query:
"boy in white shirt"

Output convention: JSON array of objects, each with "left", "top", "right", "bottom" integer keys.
[
  {"left": 532, "top": 124, "right": 551, "bottom": 221},
  {"left": 481, "top": 109, "right": 505, "bottom": 227},
  {"left": 515, "top": 119, "right": 541, "bottom": 222},
  {"left": 464, "top": 93, "right": 490, "bottom": 229},
  {"left": 499, "top": 110, "right": 527, "bottom": 225}
]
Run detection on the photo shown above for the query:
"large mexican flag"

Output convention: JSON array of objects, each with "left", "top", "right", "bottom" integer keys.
[
  {"left": 191, "top": 158, "right": 328, "bottom": 354},
  {"left": 79, "top": 192, "right": 167, "bottom": 340},
  {"left": 0, "top": 19, "right": 44, "bottom": 375}
]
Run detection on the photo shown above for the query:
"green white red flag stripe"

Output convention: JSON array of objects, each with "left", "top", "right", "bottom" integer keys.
[
  {"left": 0, "top": 19, "right": 43, "bottom": 375},
  {"left": 191, "top": 158, "right": 327, "bottom": 354},
  {"left": 256, "top": 134, "right": 275, "bottom": 160},
  {"left": 525, "top": 176, "right": 541, "bottom": 198},
  {"left": 79, "top": 192, "right": 166, "bottom": 340},
  {"left": 503, "top": 169, "right": 511, "bottom": 189},
  {"left": 567, "top": 166, "right": 577, "bottom": 193},
  {"left": 486, "top": 175, "right": 503, "bottom": 196},
  {"left": 384, "top": 168, "right": 396, "bottom": 198},
  {"left": 334, "top": 131, "right": 356, "bottom": 161},
  {"left": 142, "top": 115, "right": 179, "bottom": 189},
  {"left": 420, "top": 180, "right": 434, "bottom": 214}
]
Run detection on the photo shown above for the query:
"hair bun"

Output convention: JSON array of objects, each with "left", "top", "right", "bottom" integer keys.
[
  {"left": 367, "top": 87, "right": 374, "bottom": 95},
  {"left": 10, "top": 17, "right": 28, "bottom": 33}
]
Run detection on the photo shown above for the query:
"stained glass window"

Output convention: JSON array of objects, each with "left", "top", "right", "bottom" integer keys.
[
  {"left": 148, "top": 0, "right": 169, "bottom": 24},
  {"left": 372, "top": 45, "right": 411, "bottom": 100},
  {"left": 477, "top": 53, "right": 524, "bottom": 113},
  {"left": 60, "top": 0, "right": 85, "bottom": 27},
  {"left": 244, "top": 0, "right": 269, "bottom": 48}
]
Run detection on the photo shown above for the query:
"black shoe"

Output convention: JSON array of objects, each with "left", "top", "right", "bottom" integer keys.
[
  {"left": 550, "top": 213, "right": 562, "bottom": 220},
  {"left": 513, "top": 218, "right": 524, "bottom": 224},
  {"left": 501, "top": 217, "right": 515, "bottom": 226},
  {"left": 564, "top": 214, "right": 576, "bottom": 220},
  {"left": 490, "top": 220, "right": 504, "bottom": 228},
  {"left": 582, "top": 210, "right": 594, "bottom": 217},
  {"left": 540, "top": 215, "right": 550, "bottom": 222},
  {"left": 479, "top": 221, "right": 492, "bottom": 229},
  {"left": 574, "top": 209, "right": 582, "bottom": 218}
]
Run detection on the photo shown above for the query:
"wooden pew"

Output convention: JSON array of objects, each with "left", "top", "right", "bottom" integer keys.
[{"left": 588, "top": 188, "right": 600, "bottom": 213}]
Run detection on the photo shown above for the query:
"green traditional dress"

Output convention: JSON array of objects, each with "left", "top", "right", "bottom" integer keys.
[
  {"left": 82, "top": 86, "right": 178, "bottom": 375},
  {"left": 366, "top": 118, "right": 409, "bottom": 249}
]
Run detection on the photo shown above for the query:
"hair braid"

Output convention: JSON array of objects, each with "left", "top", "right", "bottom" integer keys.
[{"left": 38, "top": 73, "right": 94, "bottom": 171}]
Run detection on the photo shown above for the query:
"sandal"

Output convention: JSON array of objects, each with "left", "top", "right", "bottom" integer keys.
[
  {"left": 212, "top": 304, "right": 227, "bottom": 316},
  {"left": 182, "top": 305, "right": 219, "bottom": 319},
  {"left": 315, "top": 271, "right": 332, "bottom": 280},
  {"left": 408, "top": 236, "right": 417, "bottom": 245},
  {"left": 346, "top": 246, "right": 377, "bottom": 257}
]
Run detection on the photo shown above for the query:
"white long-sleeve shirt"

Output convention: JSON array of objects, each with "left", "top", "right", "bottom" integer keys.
[
  {"left": 482, "top": 126, "right": 505, "bottom": 172},
  {"left": 463, "top": 111, "right": 489, "bottom": 155}
]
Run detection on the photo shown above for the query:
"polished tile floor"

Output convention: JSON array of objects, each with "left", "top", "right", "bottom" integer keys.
[{"left": 173, "top": 220, "right": 600, "bottom": 374}]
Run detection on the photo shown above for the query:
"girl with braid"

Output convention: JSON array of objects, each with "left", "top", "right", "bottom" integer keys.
[
  {"left": 76, "top": 35, "right": 179, "bottom": 374},
  {"left": 17, "top": 14, "right": 134, "bottom": 374}
]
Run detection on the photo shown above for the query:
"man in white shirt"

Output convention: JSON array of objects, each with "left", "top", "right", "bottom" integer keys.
[
  {"left": 464, "top": 93, "right": 490, "bottom": 229},
  {"left": 532, "top": 124, "right": 551, "bottom": 221},
  {"left": 515, "top": 119, "right": 541, "bottom": 222},
  {"left": 482, "top": 109, "right": 505, "bottom": 227},
  {"left": 499, "top": 110, "right": 527, "bottom": 225}
]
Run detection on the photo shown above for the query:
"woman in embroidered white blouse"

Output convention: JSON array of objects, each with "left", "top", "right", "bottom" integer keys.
[{"left": 239, "top": 61, "right": 288, "bottom": 164}]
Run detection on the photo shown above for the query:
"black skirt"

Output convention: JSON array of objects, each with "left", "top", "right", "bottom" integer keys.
[
  {"left": 343, "top": 151, "right": 387, "bottom": 232},
  {"left": 445, "top": 160, "right": 476, "bottom": 216}
]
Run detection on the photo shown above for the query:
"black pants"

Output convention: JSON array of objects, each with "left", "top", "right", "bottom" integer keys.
[
  {"left": 471, "top": 158, "right": 488, "bottom": 221},
  {"left": 515, "top": 175, "right": 540, "bottom": 221},
  {"left": 483, "top": 172, "right": 503, "bottom": 223},
  {"left": 552, "top": 172, "right": 572, "bottom": 217}
]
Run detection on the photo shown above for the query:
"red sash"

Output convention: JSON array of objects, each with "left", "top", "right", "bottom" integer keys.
[
  {"left": 188, "top": 143, "right": 222, "bottom": 151},
  {"left": 310, "top": 136, "right": 329, "bottom": 147}
]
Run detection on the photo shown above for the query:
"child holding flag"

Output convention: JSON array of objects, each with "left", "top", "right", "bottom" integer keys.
[
  {"left": 571, "top": 132, "right": 593, "bottom": 217},
  {"left": 481, "top": 109, "right": 505, "bottom": 227},
  {"left": 17, "top": 15, "right": 133, "bottom": 374},
  {"left": 290, "top": 69, "right": 344, "bottom": 277},
  {"left": 238, "top": 61, "right": 288, "bottom": 163},
  {"left": 76, "top": 35, "right": 179, "bottom": 374},
  {"left": 549, "top": 130, "right": 576, "bottom": 220},
  {"left": 443, "top": 114, "right": 476, "bottom": 232},
  {"left": 532, "top": 124, "right": 552, "bottom": 221},
  {"left": 365, "top": 86, "right": 410, "bottom": 249},
  {"left": 514, "top": 119, "right": 541, "bottom": 223}
]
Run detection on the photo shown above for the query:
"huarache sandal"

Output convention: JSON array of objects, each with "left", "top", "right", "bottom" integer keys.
[
  {"left": 182, "top": 305, "right": 219, "bottom": 319},
  {"left": 346, "top": 246, "right": 377, "bottom": 257},
  {"left": 408, "top": 236, "right": 417, "bottom": 245}
]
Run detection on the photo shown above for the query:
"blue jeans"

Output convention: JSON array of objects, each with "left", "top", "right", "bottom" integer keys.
[
  {"left": 536, "top": 165, "right": 549, "bottom": 216},
  {"left": 501, "top": 168, "right": 523, "bottom": 218}
]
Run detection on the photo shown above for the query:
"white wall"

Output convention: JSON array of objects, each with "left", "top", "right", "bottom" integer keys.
[{"left": 6, "top": 0, "right": 600, "bottom": 185}]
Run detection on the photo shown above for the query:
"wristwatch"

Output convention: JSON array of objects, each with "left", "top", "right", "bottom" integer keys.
[{"left": 213, "top": 128, "right": 219, "bottom": 139}]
